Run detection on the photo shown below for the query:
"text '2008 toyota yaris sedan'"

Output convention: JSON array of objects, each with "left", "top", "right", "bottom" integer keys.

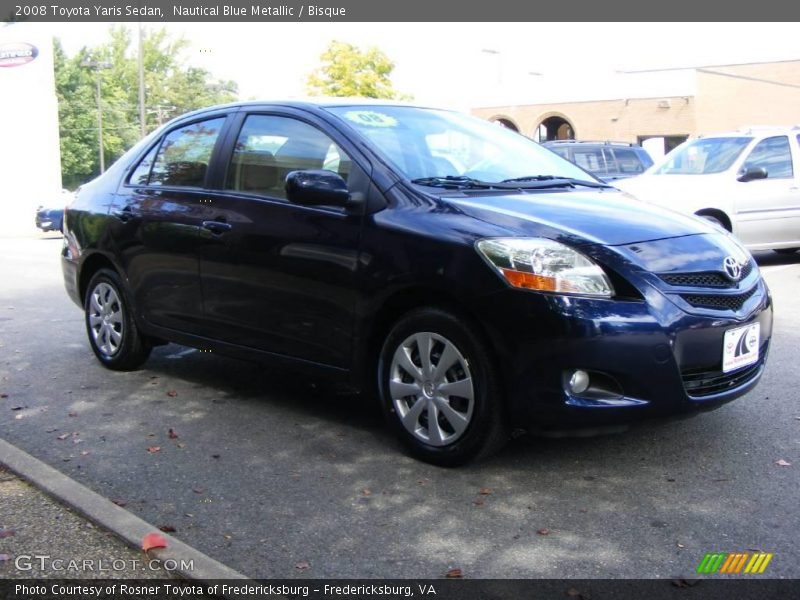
[{"left": 62, "top": 101, "right": 773, "bottom": 465}]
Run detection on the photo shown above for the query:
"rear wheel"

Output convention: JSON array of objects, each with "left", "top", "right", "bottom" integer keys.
[
  {"left": 378, "top": 308, "right": 507, "bottom": 466},
  {"left": 84, "top": 269, "right": 151, "bottom": 371}
]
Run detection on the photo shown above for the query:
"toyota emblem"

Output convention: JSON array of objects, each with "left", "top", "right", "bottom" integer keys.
[{"left": 723, "top": 256, "right": 742, "bottom": 281}]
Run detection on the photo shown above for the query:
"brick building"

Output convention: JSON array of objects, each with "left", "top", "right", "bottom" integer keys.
[{"left": 471, "top": 59, "right": 800, "bottom": 157}]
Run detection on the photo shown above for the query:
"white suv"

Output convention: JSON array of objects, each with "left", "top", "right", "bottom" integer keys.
[{"left": 615, "top": 126, "right": 800, "bottom": 254}]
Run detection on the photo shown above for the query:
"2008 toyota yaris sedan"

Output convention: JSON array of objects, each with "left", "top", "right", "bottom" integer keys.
[{"left": 62, "top": 101, "right": 773, "bottom": 465}]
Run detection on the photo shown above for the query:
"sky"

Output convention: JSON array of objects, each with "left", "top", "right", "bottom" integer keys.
[{"left": 20, "top": 22, "right": 800, "bottom": 110}]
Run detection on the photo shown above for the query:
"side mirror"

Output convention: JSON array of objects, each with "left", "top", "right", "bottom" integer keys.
[
  {"left": 737, "top": 166, "right": 768, "bottom": 182},
  {"left": 285, "top": 170, "right": 350, "bottom": 207}
]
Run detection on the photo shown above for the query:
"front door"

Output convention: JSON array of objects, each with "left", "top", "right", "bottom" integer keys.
[{"left": 196, "top": 111, "right": 370, "bottom": 368}]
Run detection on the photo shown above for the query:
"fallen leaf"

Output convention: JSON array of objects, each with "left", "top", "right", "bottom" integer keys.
[
  {"left": 168, "top": 428, "right": 179, "bottom": 439},
  {"left": 566, "top": 588, "right": 581, "bottom": 598},
  {"left": 537, "top": 528, "right": 551, "bottom": 536},
  {"left": 0, "top": 554, "right": 10, "bottom": 562},
  {"left": 0, "top": 530, "right": 15, "bottom": 539},
  {"left": 361, "top": 489, "right": 372, "bottom": 496},
  {"left": 478, "top": 487, "right": 492, "bottom": 495},
  {"left": 671, "top": 579, "right": 699, "bottom": 588},
  {"left": 185, "top": 513, "right": 194, "bottom": 518},
  {"left": 176, "top": 442, "right": 186, "bottom": 449},
  {"left": 147, "top": 446, "right": 161, "bottom": 454},
  {"left": 14, "top": 414, "right": 23, "bottom": 420},
  {"left": 193, "top": 487, "right": 205, "bottom": 494},
  {"left": 111, "top": 499, "right": 127, "bottom": 507},
  {"left": 166, "top": 390, "right": 178, "bottom": 398},
  {"left": 211, "top": 454, "right": 220, "bottom": 459},
  {"left": 0, "top": 393, "right": 8, "bottom": 398},
  {"left": 158, "top": 525, "right": 177, "bottom": 533},
  {"left": 57, "top": 433, "right": 69, "bottom": 440},
  {"left": 10, "top": 406, "right": 23, "bottom": 411},
  {"left": 80, "top": 451, "right": 90, "bottom": 456},
  {"left": 46, "top": 428, "right": 58, "bottom": 433},
  {"left": 224, "top": 534, "right": 232, "bottom": 540},
  {"left": 150, "top": 376, "right": 158, "bottom": 379},
  {"left": 473, "top": 499, "right": 485, "bottom": 506},
  {"left": 445, "top": 568, "right": 463, "bottom": 578},
  {"left": 68, "top": 412, "right": 78, "bottom": 417},
  {"left": 142, "top": 532, "right": 168, "bottom": 551},
  {"left": 677, "top": 542, "right": 685, "bottom": 548},
  {"left": 295, "top": 561, "right": 310, "bottom": 571},
  {"left": 775, "top": 459, "right": 792, "bottom": 467}
]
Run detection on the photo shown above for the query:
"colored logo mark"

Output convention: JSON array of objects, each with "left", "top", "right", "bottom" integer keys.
[{"left": 696, "top": 552, "right": 773, "bottom": 574}]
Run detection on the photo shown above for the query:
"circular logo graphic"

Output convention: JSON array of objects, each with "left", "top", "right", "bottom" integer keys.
[
  {"left": 0, "top": 43, "right": 39, "bottom": 68},
  {"left": 723, "top": 256, "right": 742, "bottom": 281}
]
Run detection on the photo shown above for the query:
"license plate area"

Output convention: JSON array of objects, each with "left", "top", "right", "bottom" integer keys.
[{"left": 722, "top": 323, "right": 760, "bottom": 373}]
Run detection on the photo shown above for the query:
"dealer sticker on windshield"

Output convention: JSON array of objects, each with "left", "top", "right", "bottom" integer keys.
[{"left": 722, "top": 322, "right": 760, "bottom": 373}]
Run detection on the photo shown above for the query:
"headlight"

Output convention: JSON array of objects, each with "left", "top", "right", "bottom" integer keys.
[{"left": 476, "top": 238, "right": 614, "bottom": 297}]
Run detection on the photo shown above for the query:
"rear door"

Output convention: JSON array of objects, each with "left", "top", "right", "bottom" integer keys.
[
  {"left": 733, "top": 135, "right": 800, "bottom": 247},
  {"left": 110, "top": 112, "right": 232, "bottom": 332},
  {"left": 194, "top": 109, "right": 371, "bottom": 368}
]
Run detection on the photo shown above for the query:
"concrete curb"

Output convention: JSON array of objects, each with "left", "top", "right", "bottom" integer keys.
[{"left": 0, "top": 437, "right": 249, "bottom": 582}]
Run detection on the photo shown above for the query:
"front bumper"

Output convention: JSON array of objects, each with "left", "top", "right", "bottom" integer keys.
[{"left": 476, "top": 279, "right": 773, "bottom": 431}]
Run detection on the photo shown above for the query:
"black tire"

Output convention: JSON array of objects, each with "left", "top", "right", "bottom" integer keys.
[
  {"left": 84, "top": 268, "right": 151, "bottom": 371},
  {"left": 773, "top": 248, "right": 799, "bottom": 255},
  {"left": 377, "top": 307, "right": 508, "bottom": 466}
]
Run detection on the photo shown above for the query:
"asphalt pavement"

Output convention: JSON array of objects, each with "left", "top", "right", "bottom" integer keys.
[{"left": 1, "top": 234, "right": 798, "bottom": 580}]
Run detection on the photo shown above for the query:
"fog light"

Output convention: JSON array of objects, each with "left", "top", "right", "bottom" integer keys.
[{"left": 568, "top": 370, "right": 590, "bottom": 395}]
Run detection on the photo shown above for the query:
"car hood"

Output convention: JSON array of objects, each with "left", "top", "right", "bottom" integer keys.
[
  {"left": 614, "top": 173, "right": 727, "bottom": 205},
  {"left": 443, "top": 188, "right": 717, "bottom": 247}
]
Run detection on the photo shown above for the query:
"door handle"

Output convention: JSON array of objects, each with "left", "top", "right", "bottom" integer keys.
[
  {"left": 112, "top": 205, "right": 134, "bottom": 222},
  {"left": 202, "top": 220, "right": 232, "bottom": 234}
]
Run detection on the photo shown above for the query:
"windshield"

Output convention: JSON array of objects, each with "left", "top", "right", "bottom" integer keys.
[
  {"left": 326, "top": 105, "right": 593, "bottom": 183},
  {"left": 655, "top": 137, "right": 752, "bottom": 175}
]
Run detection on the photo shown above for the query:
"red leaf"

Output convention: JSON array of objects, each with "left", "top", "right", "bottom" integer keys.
[
  {"left": 158, "top": 525, "right": 177, "bottom": 533},
  {"left": 168, "top": 428, "right": 179, "bottom": 439},
  {"left": 0, "top": 529, "right": 15, "bottom": 539},
  {"left": 478, "top": 487, "right": 492, "bottom": 495},
  {"left": 147, "top": 446, "right": 161, "bottom": 454},
  {"left": 537, "top": 528, "right": 551, "bottom": 536},
  {"left": 295, "top": 561, "right": 310, "bottom": 571},
  {"left": 445, "top": 568, "right": 463, "bottom": 578},
  {"left": 166, "top": 390, "right": 178, "bottom": 398},
  {"left": 142, "top": 533, "right": 167, "bottom": 551},
  {"left": 0, "top": 554, "right": 10, "bottom": 562}
]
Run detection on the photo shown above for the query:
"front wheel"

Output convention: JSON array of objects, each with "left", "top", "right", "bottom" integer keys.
[
  {"left": 378, "top": 308, "right": 507, "bottom": 466},
  {"left": 84, "top": 269, "right": 151, "bottom": 371}
]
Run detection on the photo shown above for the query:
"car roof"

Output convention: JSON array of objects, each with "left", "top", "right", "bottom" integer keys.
[
  {"left": 698, "top": 125, "right": 800, "bottom": 139},
  {"left": 173, "top": 98, "right": 446, "bottom": 122}
]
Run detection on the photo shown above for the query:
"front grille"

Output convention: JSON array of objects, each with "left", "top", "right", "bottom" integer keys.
[
  {"left": 680, "top": 286, "right": 758, "bottom": 311},
  {"left": 659, "top": 261, "right": 753, "bottom": 289},
  {"left": 682, "top": 348, "right": 765, "bottom": 397}
]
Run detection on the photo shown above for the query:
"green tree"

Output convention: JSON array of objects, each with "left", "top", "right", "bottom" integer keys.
[
  {"left": 306, "top": 40, "right": 409, "bottom": 99},
  {"left": 55, "top": 26, "right": 238, "bottom": 188}
]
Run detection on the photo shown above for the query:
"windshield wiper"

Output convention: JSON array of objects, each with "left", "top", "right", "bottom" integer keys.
[
  {"left": 411, "top": 176, "right": 494, "bottom": 189},
  {"left": 501, "top": 175, "right": 613, "bottom": 189}
]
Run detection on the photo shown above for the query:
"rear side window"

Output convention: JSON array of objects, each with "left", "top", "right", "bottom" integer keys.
[
  {"left": 144, "top": 118, "right": 225, "bottom": 188},
  {"left": 128, "top": 145, "right": 159, "bottom": 186},
  {"left": 225, "top": 115, "right": 352, "bottom": 200},
  {"left": 613, "top": 148, "right": 649, "bottom": 174},
  {"left": 572, "top": 147, "right": 608, "bottom": 175},
  {"left": 743, "top": 136, "right": 793, "bottom": 179}
]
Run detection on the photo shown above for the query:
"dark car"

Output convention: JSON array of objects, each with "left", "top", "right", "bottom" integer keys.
[
  {"left": 543, "top": 140, "right": 654, "bottom": 182},
  {"left": 36, "top": 189, "right": 74, "bottom": 232},
  {"left": 35, "top": 206, "right": 63, "bottom": 232},
  {"left": 62, "top": 101, "right": 772, "bottom": 465}
]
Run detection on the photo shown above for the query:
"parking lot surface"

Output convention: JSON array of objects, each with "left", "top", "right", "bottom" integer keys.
[{"left": 1, "top": 235, "right": 798, "bottom": 579}]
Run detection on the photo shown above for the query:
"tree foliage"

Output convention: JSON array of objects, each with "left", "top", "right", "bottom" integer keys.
[
  {"left": 55, "top": 26, "right": 238, "bottom": 188},
  {"left": 306, "top": 41, "right": 409, "bottom": 100}
]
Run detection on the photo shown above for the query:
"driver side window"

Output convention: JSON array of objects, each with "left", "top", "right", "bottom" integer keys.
[
  {"left": 742, "top": 136, "right": 793, "bottom": 179},
  {"left": 226, "top": 115, "right": 352, "bottom": 200}
]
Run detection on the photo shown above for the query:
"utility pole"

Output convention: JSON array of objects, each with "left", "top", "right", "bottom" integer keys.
[
  {"left": 138, "top": 23, "right": 146, "bottom": 137},
  {"left": 80, "top": 60, "right": 112, "bottom": 173}
]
